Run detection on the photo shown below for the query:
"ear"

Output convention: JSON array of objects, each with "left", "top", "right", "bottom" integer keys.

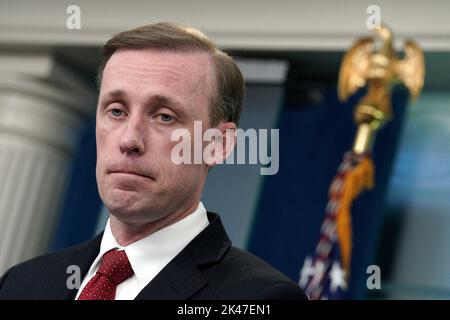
[{"left": 203, "top": 121, "right": 237, "bottom": 168}]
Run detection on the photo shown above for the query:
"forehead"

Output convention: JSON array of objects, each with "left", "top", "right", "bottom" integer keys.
[{"left": 101, "top": 49, "right": 215, "bottom": 97}]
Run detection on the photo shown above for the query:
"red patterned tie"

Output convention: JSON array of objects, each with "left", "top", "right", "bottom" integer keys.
[{"left": 78, "top": 249, "right": 134, "bottom": 300}]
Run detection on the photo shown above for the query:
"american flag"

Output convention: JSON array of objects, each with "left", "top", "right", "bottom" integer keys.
[{"left": 298, "top": 152, "right": 372, "bottom": 299}]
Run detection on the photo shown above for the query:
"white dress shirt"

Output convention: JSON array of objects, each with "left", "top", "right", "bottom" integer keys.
[{"left": 75, "top": 201, "right": 209, "bottom": 300}]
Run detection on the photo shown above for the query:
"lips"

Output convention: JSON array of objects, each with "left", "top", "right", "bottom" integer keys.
[{"left": 108, "top": 166, "right": 154, "bottom": 180}]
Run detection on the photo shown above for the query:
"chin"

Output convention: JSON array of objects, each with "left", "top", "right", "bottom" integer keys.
[
  {"left": 104, "top": 193, "right": 163, "bottom": 224},
  {"left": 108, "top": 204, "right": 154, "bottom": 224}
]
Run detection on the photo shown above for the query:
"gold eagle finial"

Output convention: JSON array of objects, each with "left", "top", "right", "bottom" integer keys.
[
  {"left": 338, "top": 24, "right": 425, "bottom": 154},
  {"left": 338, "top": 23, "right": 425, "bottom": 109}
]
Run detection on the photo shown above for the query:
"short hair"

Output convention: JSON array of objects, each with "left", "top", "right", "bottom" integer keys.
[{"left": 97, "top": 22, "right": 244, "bottom": 126}]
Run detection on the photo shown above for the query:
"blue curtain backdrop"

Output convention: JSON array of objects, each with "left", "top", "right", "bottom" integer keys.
[
  {"left": 247, "top": 83, "right": 408, "bottom": 299},
  {"left": 51, "top": 116, "right": 103, "bottom": 250}
]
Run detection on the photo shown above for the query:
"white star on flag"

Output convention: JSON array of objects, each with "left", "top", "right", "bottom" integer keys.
[{"left": 329, "top": 261, "right": 347, "bottom": 293}]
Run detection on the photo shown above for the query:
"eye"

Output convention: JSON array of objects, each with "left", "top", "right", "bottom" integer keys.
[
  {"left": 158, "top": 114, "right": 173, "bottom": 123},
  {"left": 108, "top": 108, "right": 125, "bottom": 118}
]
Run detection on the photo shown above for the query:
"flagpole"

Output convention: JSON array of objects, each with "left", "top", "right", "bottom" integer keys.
[{"left": 301, "top": 23, "right": 425, "bottom": 300}]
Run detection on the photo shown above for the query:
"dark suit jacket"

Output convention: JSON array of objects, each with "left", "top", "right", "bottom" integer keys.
[{"left": 0, "top": 212, "right": 307, "bottom": 300}]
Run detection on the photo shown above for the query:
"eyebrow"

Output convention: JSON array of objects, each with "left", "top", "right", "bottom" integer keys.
[
  {"left": 100, "top": 89, "right": 186, "bottom": 117},
  {"left": 151, "top": 95, "right": 186, "bottom": 119},
  {"left": 101, "top": 89, "right": 128, "bottom": 103}
]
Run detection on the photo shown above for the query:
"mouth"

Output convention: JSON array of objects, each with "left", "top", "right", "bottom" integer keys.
[{"left": 108, "top": 169, "right": 154, "bottom": 180}]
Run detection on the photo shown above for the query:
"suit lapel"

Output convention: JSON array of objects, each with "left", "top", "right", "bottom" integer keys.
[
  {"left": 134, "top": 252, "right": 207, "bottom": 299},
  {"left": 135, "top": 212, "right": 231, "bottom": 300}
]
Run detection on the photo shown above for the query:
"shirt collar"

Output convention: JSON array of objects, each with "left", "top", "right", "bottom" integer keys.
[{"left": 91, "top": 201, "right": 209, "bottom": 286}]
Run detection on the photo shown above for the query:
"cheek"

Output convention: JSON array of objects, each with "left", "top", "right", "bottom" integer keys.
[
  {"left": 158, "top": 139, "right": 181, "bottom": 179},
  {"left": 96, "top": 123, "right": 116, "bottom": 153},
  {"left": 162, "top": 164, "right": 200, "bottom": 194},
  {"left": 95, "top": 126, "right": 114, "bottom": 177},
  {"left": 159, "top": 138, "right": 190, "bottom": 174},
  {"left": 154, "top": 131, "right": 182, "bottom": 159}
]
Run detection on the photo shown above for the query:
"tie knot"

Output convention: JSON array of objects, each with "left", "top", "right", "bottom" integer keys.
[{"left": 98, "top": 249, "right": 134, "bottom": 285}]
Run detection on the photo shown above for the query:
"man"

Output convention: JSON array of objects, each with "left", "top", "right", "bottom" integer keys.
[{"left": 0, "top": 22, "right": 307, "bottom": 300}]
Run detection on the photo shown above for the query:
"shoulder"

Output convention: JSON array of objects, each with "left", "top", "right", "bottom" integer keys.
[
  {"left": 1, "top": 244, "right": 79, "bottom": 279},
  {"left": 2, "top": 235, "right": 99, "bottom": 277},
  {"left": 0, "top": 235, "right": 101, "bottom": 299},
  {"left": 190, "top": 212, "right": 307, "bottom": 300},
  {"left": 200, "top": 245, "right": 308, "bottom": 300}
]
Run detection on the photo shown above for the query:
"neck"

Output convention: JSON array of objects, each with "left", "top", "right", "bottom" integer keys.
[{"left": 109, "top": 199, "right": 201, "bottom": 246}]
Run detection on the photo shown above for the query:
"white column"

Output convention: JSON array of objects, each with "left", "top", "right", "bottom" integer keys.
[{"left": 0, "top": 51, "right": 95, "bottom": 274}]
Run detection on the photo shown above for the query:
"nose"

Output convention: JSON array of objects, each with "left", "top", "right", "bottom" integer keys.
[{"left": 119, "top": 115, "right": 145, "bottom": 155}]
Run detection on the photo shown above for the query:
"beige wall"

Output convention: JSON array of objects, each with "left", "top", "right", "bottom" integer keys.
[{"left": 0, "top": 0, "right": 449, "bottom": 50}]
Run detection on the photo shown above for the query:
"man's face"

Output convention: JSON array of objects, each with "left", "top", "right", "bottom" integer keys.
[{"left": 96, "top": 49, "right": 215, "bottom": 224}]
